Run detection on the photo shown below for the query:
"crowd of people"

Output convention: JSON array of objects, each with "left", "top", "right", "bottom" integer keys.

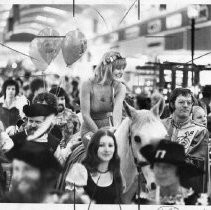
[{"left": 0, "top": 51, "right": 211, "bottom": 205}]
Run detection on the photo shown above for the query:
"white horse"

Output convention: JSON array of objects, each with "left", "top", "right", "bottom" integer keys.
[{"left": 115, "top": 100, "right": 168, "bottom": 193}]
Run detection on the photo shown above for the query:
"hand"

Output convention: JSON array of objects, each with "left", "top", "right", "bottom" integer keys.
[
  {"left": 109, "top": 126, "right": 117, "bottom": 133},
  {"left": 5, "top": 125, "right": 18, "bottom": 136}
]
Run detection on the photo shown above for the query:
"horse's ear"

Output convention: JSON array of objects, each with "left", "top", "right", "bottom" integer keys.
[
  {"left": 150, "top": 96, "right": 165, "bottom": 118},
  {"left": 123, "top": 100, "right": 137, "bottom": 119}
]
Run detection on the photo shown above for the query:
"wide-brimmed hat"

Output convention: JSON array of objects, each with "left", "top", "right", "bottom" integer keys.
[
  {"left": 23, "top": 104, "right": 58, "bottom": 117},
  {"left": 140, "top": 139, "right": 204, "bottom": 178},
  {"left": 6, "top": 141, "right": 62, "bottom": 172}
]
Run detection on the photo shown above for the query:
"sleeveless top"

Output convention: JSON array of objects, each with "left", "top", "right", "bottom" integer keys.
[
  {"left": 84, "top": 171, "right": 118, "bottom": 204},
  {"left": 81, "top": 79, "right": 117, "bottom": 138}
]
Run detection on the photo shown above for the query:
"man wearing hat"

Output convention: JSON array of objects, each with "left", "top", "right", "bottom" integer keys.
[
  {"left": 10, "top": 103, "right": 60, "bottom": 153},
  {"left": 0, "top": 141, "right": 62, "bottom": 203},
  {"left": 140, "top": 140, "right": 207, "bottom": 205}
]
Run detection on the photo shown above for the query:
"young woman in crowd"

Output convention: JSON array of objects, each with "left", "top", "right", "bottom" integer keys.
[
  {"left": 80, "top": 51, "right": 127, "bottom": 147},
  {"left": 65, "top": 129, "right": 124, "bottom": 204}
]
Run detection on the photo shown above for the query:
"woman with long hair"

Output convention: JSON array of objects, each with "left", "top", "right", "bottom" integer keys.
[
  {"left": 80, "top": 51, "right": 127, "bottom": 147},
  {"left": 65, "top": 129, "right": 123, "bottom": 204}
]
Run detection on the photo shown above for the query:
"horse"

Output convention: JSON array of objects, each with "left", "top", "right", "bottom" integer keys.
[{"left": 115, "top": 100, "right": 168, "bottom": 193}]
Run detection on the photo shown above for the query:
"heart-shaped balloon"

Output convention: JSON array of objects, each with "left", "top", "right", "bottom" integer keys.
[
  {"left": 37, "top": 27, "right": 62, "bottom": 65},
  {"left": 29, "top": 39, "right": 48, "bottom": 71},
  {"left": 62, "top": 29, "right": 87, "bottom": 67}
]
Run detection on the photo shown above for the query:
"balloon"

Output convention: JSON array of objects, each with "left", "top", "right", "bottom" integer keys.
[
  {"left": 29, "top": 39, "right": 48, "bottom": 71},
  {"left": 62, "top": 29, "right": 87, "bottom": 67},
  {"left": 37, "top": 27, "right": 62, "bottom": 65}
]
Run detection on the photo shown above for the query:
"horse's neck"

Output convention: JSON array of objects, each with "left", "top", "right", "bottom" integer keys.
[
  {"left": 115, "top": 118, "right": 137, "bottom": 190},
  {"left": 115, "top": 117, "right": 130, "bottom": 156}
]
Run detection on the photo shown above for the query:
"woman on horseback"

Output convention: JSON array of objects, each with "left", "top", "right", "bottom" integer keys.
[{"left": 80, "top": 51, "right": 127, "bottom": 147}]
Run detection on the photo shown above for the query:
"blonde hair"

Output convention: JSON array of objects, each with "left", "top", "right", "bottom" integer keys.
[{"left": 94, "top": 51, "right": 127, "bottom": 84}]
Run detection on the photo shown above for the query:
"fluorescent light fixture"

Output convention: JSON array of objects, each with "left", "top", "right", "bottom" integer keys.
[
  {"left": 0, "top": 21, "right": 7, "bottom": 27},
  {"left": 13, "top": 28, "right": 41, "bottom": 35},
  {"left": 0, "top": 11, "right": 10, "bottom": 19},
  {"left": 0, "top": 5, "right": 12, "bottom": 10},
  {"left": 20, "top": 6, "right": 68, "bottom": 17},
  {"left": 14, "top": 22, "right": 47, "bottom": 32},
  {"left": 36, "top": 16, "right": 56, "bottom": 24},
  {"left": 43, "top": 7, "right": 68, "bottom": 16}
]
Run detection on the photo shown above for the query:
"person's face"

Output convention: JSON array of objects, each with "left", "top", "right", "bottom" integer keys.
[
  {"left": 174, "top": 94, "right": 192, "bottom": 119},
  {"left": 97, "top": 135, "right": 115, "bottom": 163},
  {"left": 193, "top": 108, "right": 207, "bottom": 126},
  {"left": 153, "top": 162, "right": 179, "bottom": 187},
  {"left": 27, "top": 116, "right": 46, "bottom": 135},
  {"left": 112, "top": 68, "right": 124, "bottom": 81},
  {"left": 57, "top": 96, "right": 66, "bottom": 112},
  {"left": 12, "top": 159, "right": 41, "bottom": 193},
  {"left": 6, "top": 85, "right": 16, "bottom": 99}
]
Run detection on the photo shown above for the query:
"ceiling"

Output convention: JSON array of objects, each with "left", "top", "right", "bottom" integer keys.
[{"left": 0, "top": 4, "right": 128, "bottom": 43}]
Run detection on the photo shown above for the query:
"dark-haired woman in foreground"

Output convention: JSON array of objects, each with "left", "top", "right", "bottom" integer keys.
[{"left": 65, "top": 129, "right": 124, "bottom": 204}]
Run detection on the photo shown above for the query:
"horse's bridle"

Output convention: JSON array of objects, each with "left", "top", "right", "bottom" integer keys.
[{"left": 128, "top": 125, "right": 149, "bottom": 172}]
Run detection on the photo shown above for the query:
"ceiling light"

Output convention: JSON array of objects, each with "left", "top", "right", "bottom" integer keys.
[
  {"left": 36, "top": 16, "right": 56, "bottom": 24},
  {"left": 43, "top": 7, "right": 68, "bottom": 16},
  {"left": 0, "top": 11, "right": 10, "bottom": 19},
  {"left": 0, "top": 21, "right": 7, "bottom": 27}
]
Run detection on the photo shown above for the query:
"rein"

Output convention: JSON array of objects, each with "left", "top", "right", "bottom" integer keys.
[{"left": 128, "top": 124, "right": 149, "bottom": 172}]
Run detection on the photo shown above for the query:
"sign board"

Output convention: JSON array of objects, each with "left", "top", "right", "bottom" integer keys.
[
  {"left": 147, "top": 19, "right": 162, "bottom": 34},
  {"left": 124, "top": 25, "right": 140, "bottom": 40},
  {"left": 166, "top": 13, "right": 182, "bottom": 29}
]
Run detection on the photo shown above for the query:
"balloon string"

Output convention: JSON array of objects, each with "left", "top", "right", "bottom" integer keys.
[
  {"left": 93, "top": 8, "right": 110, "bottom": 32},
  {"left": 42, "top": 71, "right": 46, "bottom": 91},
  {"left": 119, "top": 0, "right": 138, "bottom": 25},
  {"left": 55, "top": 76, "right": 65, "bottom": 97},
  {"left": 0, "top": 42, "right": 40, "bottom": 61}
]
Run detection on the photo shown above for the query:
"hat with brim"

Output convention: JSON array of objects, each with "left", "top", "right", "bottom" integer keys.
[
  {"left": 6, "top": 141, "right": 62, "bottom": 173},
  {"left": 140, "top": 139, "right": 204, "bottom": 178},
  {"left": 23, "top": 104, "right": 58, "bottom": 117}
]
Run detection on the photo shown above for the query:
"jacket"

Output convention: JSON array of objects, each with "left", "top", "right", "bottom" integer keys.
[{"left": 162, "top": 115, "right": 209, "bottom": 193}]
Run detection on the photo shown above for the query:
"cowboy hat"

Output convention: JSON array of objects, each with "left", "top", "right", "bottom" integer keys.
[
  {"left": 140, "top": 139, "right": 204, "bottom": 178},
  {"left": 23, "top": 104, "right": 58, "bottom": 117}
]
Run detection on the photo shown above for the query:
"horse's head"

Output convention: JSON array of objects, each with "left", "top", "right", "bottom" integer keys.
[
  {"left": 123, "top": 100, "right": 167, "bottom": 164},
  {"left": 115, "top": 99, "right": 167, "bottom": 192}
]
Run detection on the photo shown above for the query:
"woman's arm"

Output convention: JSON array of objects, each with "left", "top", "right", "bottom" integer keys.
[
  {"left": 113, "top": 82, "right": 126, "bottom": 128},
  {"left": 80, "top": 80, "right": 98, "bottom": 133}
]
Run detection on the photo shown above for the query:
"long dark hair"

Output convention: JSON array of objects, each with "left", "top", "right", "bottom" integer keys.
[
  {"left": 1, "top": 79, "right": 19, "bottom": 99},
  {"left": 82, "top": 129, "right": 123, "bottom": 202}
]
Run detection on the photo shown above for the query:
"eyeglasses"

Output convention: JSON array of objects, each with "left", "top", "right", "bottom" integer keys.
[{"left": 178, "top": 100, "right": 193, "bottom": 106}]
